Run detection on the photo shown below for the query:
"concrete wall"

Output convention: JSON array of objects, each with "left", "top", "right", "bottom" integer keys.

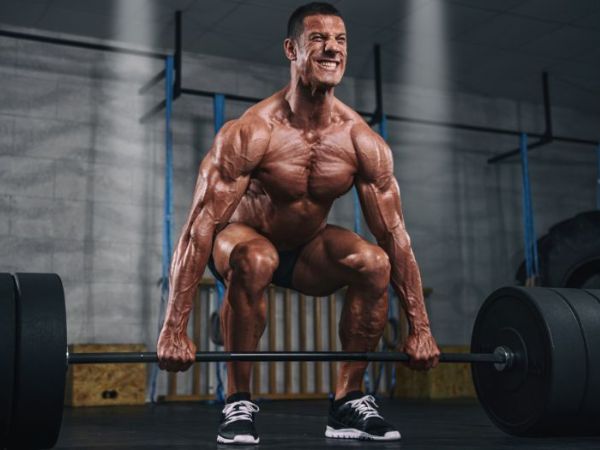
[{"left": 0, "top": 28, "right": 598, "bottom": 395}]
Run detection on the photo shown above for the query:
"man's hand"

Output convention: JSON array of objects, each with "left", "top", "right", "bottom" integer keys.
[
  {"left": 401, "top": 329, "right": 440, "bottom": 370},
  {"left": 157, "top": 327, "right": 197, "bottom": 372}
]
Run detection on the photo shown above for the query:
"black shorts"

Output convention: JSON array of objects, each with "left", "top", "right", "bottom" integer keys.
[{"left": 207, "top": 247, "right": 302, "bottom": 290}]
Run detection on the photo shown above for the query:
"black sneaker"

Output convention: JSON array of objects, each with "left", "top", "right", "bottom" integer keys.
[
  {"left": 325, "top": 391, "right": 401, "bottom": 441},
  {"left": 217, "top": 394, "right": 260, "bottom": 445}
]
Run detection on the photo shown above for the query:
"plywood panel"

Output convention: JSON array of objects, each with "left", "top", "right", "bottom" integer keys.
[{"left": 66, "top": 344, "right": 146, "bottom": 407}]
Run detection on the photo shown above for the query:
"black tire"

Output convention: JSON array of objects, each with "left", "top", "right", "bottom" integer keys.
[{"left": 516, "top": 210, "right": 600, "bottom": 288}]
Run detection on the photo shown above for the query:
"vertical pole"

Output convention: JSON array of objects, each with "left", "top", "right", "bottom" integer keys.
[
  {"left": 542, "top": 72, "right": 553, "bottom": 137},
  {"left": 377, "top": 57, "right": 396, "bottom": 395},
  {"left": 519, "top": 133, "right": 539, "bottom": 285},
  {"left": 164, "top": 55, "right": 174, "bottom": 276},
  {"left": 174, "top": 11, "right": 182, "bottom": 99},
  {"left": 214, "top": 94, "right": 226, "bottom": 133},
  {"left": 520, "top": 133, "right": 532, "bottom": 282},
  {"left": 212, "top": 93, "right": 226, "bottom": 402},
  {"left": 374, "top": 44, "right": 383, "bottom": 123},
  {"left": 268, "top": 287, "right": 277, "bottom": 394},
  {"left": 299, "top": 294, "right": 307, "bottom": 393},
  {"left": 379, "top": 114, "right": 388, "bottom": 140},
  {"left": 284, "top": 289, "right": 292, "bottom": 394},
  {"left": 352, "top": 190, "right": 362, "bottom": 235},
  {"left": 328, "top": 294, "right": 337, "bottom": 395},
  {"left": 150, "top": 55, "right": 175, "bottom": 402},
  {"left": 597, "top": 144, "right": 600, "bottom": 210},
  {"left": 165, "top": 58, "right": 175, "bottom": 396},
  {"left": 314, "top": 297, "right": 323, "bottom": 393}
]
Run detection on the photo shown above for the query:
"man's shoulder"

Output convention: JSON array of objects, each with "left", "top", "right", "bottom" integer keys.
[
  {"left": 333, "top": 99, "right": 382, "bottom": 144},
  {"left": 348, "top": 116, "right": 385, "bottom": 152},
  {"left": 239, "top": 90, "right": 286, "bottom": 126},
  {"left": 221, "top": 93, "right": 291, "bottom": 147},
  {"left": 222, "top": 108, "right": 273, "bottom": 144},
  {"left": 332, "top": 97, "right": 365, "bottom": 124}
]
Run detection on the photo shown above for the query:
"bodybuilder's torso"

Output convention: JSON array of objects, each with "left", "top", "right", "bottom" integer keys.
[{"left": 229, "top": 90, "right": 361, "bottom": 249}]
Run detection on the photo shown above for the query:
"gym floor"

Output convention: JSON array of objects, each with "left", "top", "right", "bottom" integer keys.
[{"left": 56, "top": 399, "right": 599, "bottom": 449}]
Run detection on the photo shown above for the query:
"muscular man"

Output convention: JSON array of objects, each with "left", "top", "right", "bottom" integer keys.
[{"left": 157, "top": 2, "right": 440, "bottom": 444}]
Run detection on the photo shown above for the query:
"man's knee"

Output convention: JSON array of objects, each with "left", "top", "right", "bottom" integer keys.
[
  {"left": 341, "top": 245, "right": 390, "bottom": 295},
  {"left": 229, "top": 240, "right": 279, "bottom": 290}
]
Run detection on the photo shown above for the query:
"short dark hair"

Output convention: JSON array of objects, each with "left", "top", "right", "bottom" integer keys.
[{"left": 287, "top": 2, "right": 343, "bottom": 39}]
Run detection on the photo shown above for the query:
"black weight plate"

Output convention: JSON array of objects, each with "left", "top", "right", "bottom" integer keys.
[
  {"left": 472, "top": 287, "right": 550, "bottom": 436},
  {"left": 552, "top": 289, "right": 600, "bottom": 414},
  {"left": 531, "top": 289, "right": 586, "bottom": 426},
  {"left": 0, "top": 274, "right": 17, "bottom": 446},
  {"left": 7, "top": 273, "right": 67, "bottom": 449},
  {"left": 554, "top": 288, "right": 600, "bottom": 434},
  {"left": 471, "top": 287, "right": 587, "bottom": 436}
]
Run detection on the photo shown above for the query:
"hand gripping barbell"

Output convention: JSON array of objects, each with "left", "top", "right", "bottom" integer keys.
[{"left": 1, "top": 273, "right": 600, "bottom": 449}]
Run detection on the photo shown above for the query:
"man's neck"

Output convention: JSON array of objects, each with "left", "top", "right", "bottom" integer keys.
[{"left": 284, "top": 77, "right": 335, "bottom": 130}]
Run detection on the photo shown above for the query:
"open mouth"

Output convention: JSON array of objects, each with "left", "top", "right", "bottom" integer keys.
[{"left": 316, "top": 60, "right": 340, "bottom": 71}]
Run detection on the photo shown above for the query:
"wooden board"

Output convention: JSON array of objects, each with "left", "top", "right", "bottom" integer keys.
[
  {"left": 65, "top": 344, "right": 147, "bottom": 407},
  {"left": 393, "top": 345, "right": 476, "bottom": 399}
]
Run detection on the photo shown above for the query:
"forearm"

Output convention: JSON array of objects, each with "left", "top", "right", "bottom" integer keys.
[
  {"left": 352, "top": 125, "right": 435, "bottom": 338},
  {"left": 379, "top": 231, "right": 431, "bottom": 334},
  {"left": 163, "top": 223, "right": 215, "bottom": 332}
]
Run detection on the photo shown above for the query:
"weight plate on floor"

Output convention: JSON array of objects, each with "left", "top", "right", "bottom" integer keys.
[
  {"left": 0, "top": 274, "right": 17, "bottom": 446},
  {"left": 471, "top": 287, "right": 587, "bottom": 436},
  {"left": 553, "top": 288, "right": 600, "bottom": 434},
  {"left": 7, "top": 273, "right": 67, "bottom": 449}
]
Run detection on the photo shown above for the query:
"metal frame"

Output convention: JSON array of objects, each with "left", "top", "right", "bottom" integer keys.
[
  {"left": 2, "top": 13, "right": 597, "bottom": 156},
  {"left": 0, "top": 28, "right": 167, "bottom": 59}
]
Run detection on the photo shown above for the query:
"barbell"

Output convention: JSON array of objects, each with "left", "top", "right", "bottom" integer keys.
[{"left": 1, "top": 273, "right": 600, "bottom": 449}]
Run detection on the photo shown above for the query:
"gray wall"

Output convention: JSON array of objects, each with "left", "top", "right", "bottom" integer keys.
[{"left": 0, "top": 29, "right": 598, "bottom": 394}]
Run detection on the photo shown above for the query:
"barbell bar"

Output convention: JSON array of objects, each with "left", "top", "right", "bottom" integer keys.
[
  {"left": 67, "top": 349, "right": 511, "bottom": 365},
  {"left": 2, "top": 272, "right": 600, "bottom": 450}
]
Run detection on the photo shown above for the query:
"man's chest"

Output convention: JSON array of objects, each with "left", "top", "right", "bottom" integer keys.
[{"left": 255, "top": 126, "right": 358, "bottom": 202}]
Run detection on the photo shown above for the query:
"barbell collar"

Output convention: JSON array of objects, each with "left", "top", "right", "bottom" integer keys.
[{"left": 67, "top": 350, "right": 509, "bottom": 365}]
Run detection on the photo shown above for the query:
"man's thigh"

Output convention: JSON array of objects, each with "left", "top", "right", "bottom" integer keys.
[
  {"left": 211, "top": 223, "right": 277, "bottom": 285},
  {"left": 291, "top": 224, "right": 381, "bottom": 296}
]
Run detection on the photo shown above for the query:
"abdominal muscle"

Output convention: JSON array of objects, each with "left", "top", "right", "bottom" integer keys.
[{"left": 228, "top": 192, "right": 332, "bottom": 250}]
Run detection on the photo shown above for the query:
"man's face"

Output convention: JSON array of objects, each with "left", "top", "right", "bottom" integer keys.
[{"left": 286, "top": 14, "right": 347, "bottom": 89}]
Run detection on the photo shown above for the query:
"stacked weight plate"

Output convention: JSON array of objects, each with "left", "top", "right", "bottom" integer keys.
[
  {"left": 1, "top": 273, "right": 67, "bottom": 449},
  {"left": 472, "top": 286, "right": 600, "bottom": 436}
]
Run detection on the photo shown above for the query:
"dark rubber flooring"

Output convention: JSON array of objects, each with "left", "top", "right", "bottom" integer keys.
[{"left": 56, "top": 399, "right": 600, "bottom": 449}]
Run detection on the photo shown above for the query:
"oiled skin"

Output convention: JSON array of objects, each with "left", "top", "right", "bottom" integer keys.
[{"left": 157, "top": 14, "right": 440, "bottom": 399}]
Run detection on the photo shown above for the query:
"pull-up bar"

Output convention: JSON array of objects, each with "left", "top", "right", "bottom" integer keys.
[
  {"left": 1, "top": 13, "right": 596, "bottom": 154},
  {"left": 139, "top": 11, "right": 597, "bottom": 160}
]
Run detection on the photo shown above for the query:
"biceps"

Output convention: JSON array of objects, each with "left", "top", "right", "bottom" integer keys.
[
  {"left": 187, "top": 169, "right": 249, "bottom": 240},
  {"left": 203, "top": 174, "right": 249, "bottom": 224}
]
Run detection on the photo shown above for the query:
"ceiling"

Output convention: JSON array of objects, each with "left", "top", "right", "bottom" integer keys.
[{"left": 1, "top": 0, "right": 600, "bottom": 114}]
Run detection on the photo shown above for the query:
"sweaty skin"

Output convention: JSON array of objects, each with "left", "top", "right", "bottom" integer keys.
[{"left": 157, "top": 14, "right": 440, "bottom": 397}]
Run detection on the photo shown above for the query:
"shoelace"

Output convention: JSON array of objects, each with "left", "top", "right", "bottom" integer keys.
[
  {"left": 222, "top": 400, "right": 260, "bottom": 426},
  {"left": 346, "top": 395, "right": 383, "bottom": 420}
]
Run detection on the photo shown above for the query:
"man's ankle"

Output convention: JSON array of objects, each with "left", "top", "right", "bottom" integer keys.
[
  {"left": 226, "top": 391, "right": 252, "bottom": 404},
  {"left": 332, "top": 390, "right": 364, "bottom": 409}
]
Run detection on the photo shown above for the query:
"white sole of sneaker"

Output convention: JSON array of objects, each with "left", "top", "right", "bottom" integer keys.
[
  {"left": 325, "top": 426, "right": 401, "bottom": 441},
  {"left": 216, "top": 434, "right": 260, "bottom": 445}
]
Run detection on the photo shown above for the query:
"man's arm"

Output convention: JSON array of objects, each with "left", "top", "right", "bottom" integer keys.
[
  {"left": 352, "top": 123, "right": 439, "bottom": 369},
  {"left": 157, "top": 115, "right": 270, "bottom": 372}
]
